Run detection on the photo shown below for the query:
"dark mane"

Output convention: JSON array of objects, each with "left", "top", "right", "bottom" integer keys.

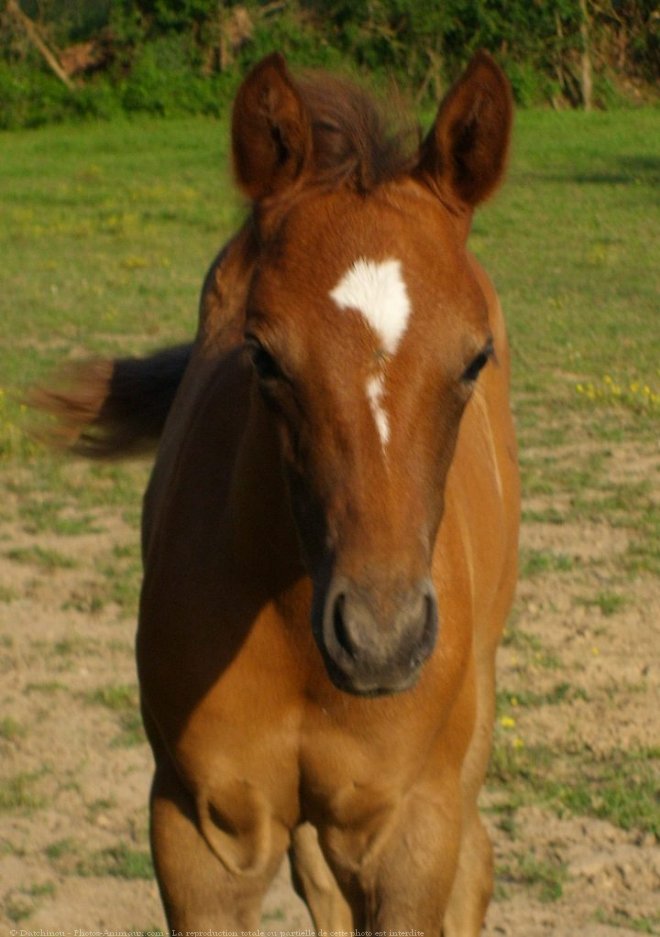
[{"left": 297, "top": 72, "right": 420, "bottom": 194}]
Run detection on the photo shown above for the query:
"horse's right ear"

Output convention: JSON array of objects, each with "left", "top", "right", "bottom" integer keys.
[{"left": 232, "top": 53, "right": 312, "bottom": 202}]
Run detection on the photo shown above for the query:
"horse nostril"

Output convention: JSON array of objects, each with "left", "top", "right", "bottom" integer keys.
[
  {"left": 424, "top": 590, "right": 439, "bottom": 638},
  {"left": 425, "top": 592, "right": 436, "bottom": 624},
  {"left": 332, "top": 592, "right": 355, "bottom": 658},
  {"left": 411, "top": 590, "right": 439, "bottom": 667}
]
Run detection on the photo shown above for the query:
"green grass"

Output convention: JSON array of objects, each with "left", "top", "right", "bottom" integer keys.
[
  {"left": 489, "top": 744, "right": 660, "bottom": 837},
  {"left": 83, "top": 684, "right": 145, "bottom": 747},
  {"left": 18, "top": 497, "right": 101, "bottom": 536},
  {"left": 477, "top": 110, "right": 659, "bottom": 406},
  {"left": 5, "top": 894, "right": 33, "bottom": 923},
  {"left": 0, "top": 118, "right": 239, "bottom": 388},
  {"left": 44, "top": 837, "right": 153, "bottom": 880},
  {"left": 552, "top": 754, "right": 660, "bottom": 835},
  {"left": 0, "top": 107, "right": 658, "bottom": 914},
  {"left": 97, "top": 542, "right": 143, "bottom": 616},
  {"left": 0, "top": 716, "right": 26, "bottom": 741},
  {"left": 519, "top": 547, "right": 576, "bottom": 578},
  {"left": 575, "top": 590, "right": 627, "bottom": 617},
  {"left": 76, "top": 843, "right": 154, "bottom": 880},
  {"left": 501, "top": 625, "right": 562, "bottom": 671},
  {"left": 45, "top": 837, "right": 77, "bottom": 861},
  {"left": 0, "top": 772, "right": 46, "bottom": 811},
  {"left": 86, "top": 796, "right": 118, "bottom": 820},
  {"left": 0, "top": 584, "right": 18, "bottom": 602},
  {"left": 6, "top": 879, "right": 58, "bottom": 923},
  {"left": 6, "top": 545, "right": 77, "bottom": 570},
  {"left": 25, "top": 680, "right": 67, "bottom": 694},
  {"left": 594, "top": 909, "right": 660, "bottom": 934},
  {"left": 50, "top": 634, "right": 102, "bottom": 658},
  {"left": 26, "top": 881, "right": 57, "bottom": 898},
  {"left": 496, "top": 681, "right": 588, "bottom": 713},
  {"left": 498, "top": 852, "right": 568, "bottom": 903},
  {"left": 0, "top": 109, "right": 657, "bottom": 394}
]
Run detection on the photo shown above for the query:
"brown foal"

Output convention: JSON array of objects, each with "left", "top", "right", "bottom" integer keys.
[{"left": 37, "top": 50, "right": 519, "bottom": 935}]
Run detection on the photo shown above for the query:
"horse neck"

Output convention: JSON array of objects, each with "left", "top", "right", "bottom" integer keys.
[{"left": 225, "top": 385, "right": 305, "bottom": 591}]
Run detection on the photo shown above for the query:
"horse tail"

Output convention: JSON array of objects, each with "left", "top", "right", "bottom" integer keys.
[{"left": 30, "top": 343, "right": 193, "bottom": 459}]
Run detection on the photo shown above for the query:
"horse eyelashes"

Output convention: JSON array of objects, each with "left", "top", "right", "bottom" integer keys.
[
  {"left": 461, "top": 339, "right": 494, "bottom": 384},
  {"left": 247, "top": 341, "right": 282, "bottom": 383},
  {"left": 462, "top": 353, "right": 489, "bottom": 383}
]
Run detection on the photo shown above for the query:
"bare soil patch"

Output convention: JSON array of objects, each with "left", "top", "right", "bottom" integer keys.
[{"left": 1, "top": 438, "right": 658, "bottom": 935}]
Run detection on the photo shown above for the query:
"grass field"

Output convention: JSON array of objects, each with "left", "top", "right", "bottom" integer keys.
[{"left": 0, "top": 105, "right": 658, "bottom": 933}]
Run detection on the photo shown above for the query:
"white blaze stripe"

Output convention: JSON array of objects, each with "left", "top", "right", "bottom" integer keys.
[
  {"left": 366, "top": 374, "right": 389, "bottom": 447},
  {"left": 330, "top": 257, "right": 410, "bottom": 452},
  {"left": 329, "top": 257, "right": 411, "bottom": 355}
]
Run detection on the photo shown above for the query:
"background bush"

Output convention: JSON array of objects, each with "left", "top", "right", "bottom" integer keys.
[{"left": 0, "top": 0, "right": 657, "bottom": 128}]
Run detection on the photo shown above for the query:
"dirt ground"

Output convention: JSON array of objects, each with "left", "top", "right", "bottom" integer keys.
[{"left": 0, "top": 436, "right": 658, "bottom": 936}]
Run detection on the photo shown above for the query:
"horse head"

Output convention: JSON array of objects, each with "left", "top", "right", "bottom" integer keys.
[{"left": 230, "top": 52, "right": 513, "bottom": 695}]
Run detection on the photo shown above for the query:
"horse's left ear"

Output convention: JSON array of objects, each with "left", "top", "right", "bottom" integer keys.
[
  {"left": 416, "top": 51, "right": 513, "bottom": 211},
  {"left": 232, "top": 52, "right": 312, "bottom": 202}
]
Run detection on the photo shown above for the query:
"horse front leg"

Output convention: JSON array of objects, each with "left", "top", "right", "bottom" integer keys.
[
  {"left": 150, "top": 762, "right": 286, "bottom": 932},
  {"left": 290, "top": 822, "right": 353, "bottom": 932},
  {"left": 320, "top": 783, "right": 464, "bottom": 937}
]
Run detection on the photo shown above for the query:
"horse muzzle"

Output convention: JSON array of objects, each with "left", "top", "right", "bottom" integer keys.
[{"left": 314, "top": 574, "right": 439, "bottom": 697}]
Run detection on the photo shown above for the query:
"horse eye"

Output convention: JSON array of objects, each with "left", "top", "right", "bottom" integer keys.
[
  {"left": 246, "top": 340, "right": 281, "bottom": 382},
  {"left": 462, "top": 341, "right": 494, "bottom": 384}
]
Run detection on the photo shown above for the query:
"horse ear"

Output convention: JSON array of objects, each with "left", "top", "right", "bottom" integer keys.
[
  {"left": 417, "top": 51, "right": 512, "bottom": 210},
  {"left": 232, "top": 52, "right": 312, "bottom": 201}
]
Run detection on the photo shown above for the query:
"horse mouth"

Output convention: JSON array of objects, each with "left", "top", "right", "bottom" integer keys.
[
  {"left": 316, "top": 617, "right": 436, "bottom": 696},
  {"left": 320, "top": 651, "right": 424, "bottom": 697}
]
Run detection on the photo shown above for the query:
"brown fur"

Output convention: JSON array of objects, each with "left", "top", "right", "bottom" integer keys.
[
  {"left": 35, "top": 52, "right": 519, "bottom": 935},
  {"left": 297, "top": 71, "right": 419, "bottom": 192}
]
